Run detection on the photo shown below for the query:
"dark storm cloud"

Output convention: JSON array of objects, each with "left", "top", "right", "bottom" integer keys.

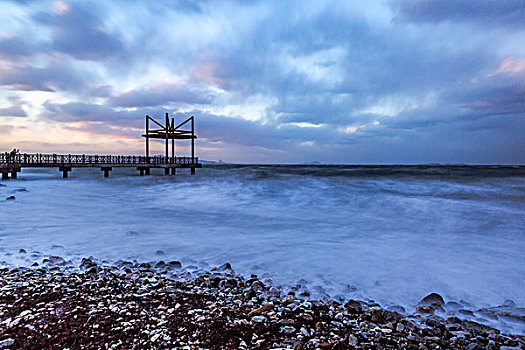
[
  {"left": 109, "top": 84, "right": 215, "bottom": 108},
  {"left": 0, "top": 63, "right": 88, "bottom": 92},
  {"left": 33, "top": 3, "right": 123, "bottom": 60},
  {"left": 0, "top": 105, "right": 27, "bottom": 117},
  {"left": 0, "top": 37, "right": 36, "bottom": 59},
  {"left": 90, "top": 84, "right": 114, "bottom": 98},
  {"left": 450, "top": 76, "right": 525, "bottom": 118},
  {"left": 172, "top": 110, "right": 336, "bottom": 150},
  {"left": 204, "top": 4, "right": 494, "bottom": 129},
  {"left": 41, "top": 101, "right": 153, "bottom": 128},
  {"left": 390, "top": 0, "right": 525, "bottom": 28},
  {"left": 41, "top": 101, "right": 330, "bottom": 150}
]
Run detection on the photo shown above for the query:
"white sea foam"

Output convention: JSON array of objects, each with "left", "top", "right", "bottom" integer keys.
[{"left": 1, "top": 165, "right": 524, "bottom": 333}]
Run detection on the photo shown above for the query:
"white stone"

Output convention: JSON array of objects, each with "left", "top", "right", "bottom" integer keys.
[
  {"left": 348, "top": 334, "right": 358, "bottom": 346},
  {"left": 251, "top": 315, "right": 267, "bottom": 323},
  {"left": 0, "top": 339, "right": 15, "bottom": 348}
]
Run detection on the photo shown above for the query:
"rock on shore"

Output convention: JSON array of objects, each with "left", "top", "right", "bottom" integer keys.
[{"left": 0, "top": 258, "right": 524, "bottom": 349}]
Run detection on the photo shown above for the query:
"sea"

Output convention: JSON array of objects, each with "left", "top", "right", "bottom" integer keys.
[{"left": 1, "top": 164, "right": 524, "bottom": 334}]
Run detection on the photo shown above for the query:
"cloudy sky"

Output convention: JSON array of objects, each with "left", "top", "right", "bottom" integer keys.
[{"left": 0, "top": 0, "right": 524, "bottom": 163}]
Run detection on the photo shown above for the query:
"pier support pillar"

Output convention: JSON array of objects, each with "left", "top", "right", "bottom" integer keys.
[
  {"left": 191, "top": 168, "right": 196, "bottom": 175},
  {"left": 10, "top": 171, "right": 17, "bottom": 179},
  {"left": 1, "top": 171, "right": 8, "bottom": 180},
  {"left": 138, "top": 168, "right": 144, "bottom": 176},
  {"left": 101, "top": 167, "right": 112, "bottom": 178},
  {"left": 171, "top": 167, "right": 176, "bottom": 175},
  {"left": 145, "top": 168, "right": 150, "bottom": 176},
  {"left": 164, "top": 168, "right": 170, "bottom": 175},
  {"left": 59, "top": 167, "right": 71, "bottom": 179}
]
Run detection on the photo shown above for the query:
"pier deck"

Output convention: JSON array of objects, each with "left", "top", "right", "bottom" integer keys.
[{"left": 0, "top": 153, "right": 201, "bottom": 179}]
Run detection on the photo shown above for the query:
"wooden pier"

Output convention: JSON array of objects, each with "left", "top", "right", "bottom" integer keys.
[
  {"left": 0, "top": 113, "right": 202, "bottom": 180},
  {"left": 0, "top": 154, "right": 201, "bottom": 179}
]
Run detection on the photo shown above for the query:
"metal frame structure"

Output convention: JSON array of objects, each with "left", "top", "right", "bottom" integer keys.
[{"left": 143, "top": 113, "right": 196, "bottom": 169}]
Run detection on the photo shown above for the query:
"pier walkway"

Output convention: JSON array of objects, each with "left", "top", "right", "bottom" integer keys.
[{"left": 0, "top": 153, "right": 201, "bottom": 179}]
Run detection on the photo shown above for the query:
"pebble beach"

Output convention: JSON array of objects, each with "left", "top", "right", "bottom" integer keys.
[{"left": 1, "top": 255, "right": 524, "bottom": 350}]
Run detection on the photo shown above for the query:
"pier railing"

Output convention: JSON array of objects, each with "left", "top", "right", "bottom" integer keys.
[{"left": 1, "top": 153, "right": 198, "bottom": 166}]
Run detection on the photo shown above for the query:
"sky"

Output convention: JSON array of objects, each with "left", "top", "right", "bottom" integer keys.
[{"left": 0, "top": 0, "right": 524, "bottom": 164}]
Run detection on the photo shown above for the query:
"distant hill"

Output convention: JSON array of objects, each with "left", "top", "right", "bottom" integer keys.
[{"left": 200, "top": 159, "right": 228, "bottom": 164}]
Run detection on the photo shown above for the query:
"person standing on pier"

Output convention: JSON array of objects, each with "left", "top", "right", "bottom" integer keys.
[{"left": 8, "top": 149, "right": 19, "bottom": 163}]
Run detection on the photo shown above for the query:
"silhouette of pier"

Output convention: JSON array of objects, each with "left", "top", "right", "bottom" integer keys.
[{"left": 1, "top": 113, "right": 202, "bottom": 180}]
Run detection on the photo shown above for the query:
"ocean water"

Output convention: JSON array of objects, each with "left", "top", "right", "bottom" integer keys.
[{"left": 1, "top": 165, "right": 524, "bottom": 332}]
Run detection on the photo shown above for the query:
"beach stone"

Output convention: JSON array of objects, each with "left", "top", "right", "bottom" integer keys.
[
  {"left": 462, "top": 321, "right": 499, "bottom": 336},
  {"left": 383, "top": 309, "right": 404, "bottom": 323},
  {"left": 447, "top": 316, "right": 462, "bottom": 324},
  {"left": 416, "top": 305, "right": 435, "bottom": 315},
  {"left": 207, "top": 276, "right": 222, "bottom": 288},
  {"left": 407, "top": 334, "right": 424, "bottom": 344},
  {"left": 300, "top": 327, "right": 309, "bottom": 337},
  {"left": 476, "top": 308, "right": 499, "bottom": 320},
  {"left": 156, "top": 250, "right": 165, "bottom": 256},
  {"left": 219, "top": 262, "right": 232, "bottom": 271},
  {"left": 497, "top": 311, "right": 525, "bottom": 322},
  {"left": 251, "top": 315, "right": 267, "bottom": 323},
  {"left": 419, "top": 293, "right": 445, "bottom": 307},
  {"left": 281, "top": 325, "right": 295, "bottom": 334},
  {"left": 85, "top": 267, "right": 98, "bottom": 275},
  {"left": 168, "top": 261, "right": 182, "bottom": 268},
  {"left": 248, "top": 304, "right": 274, "bottom": 317},
  {"left": 319, "top": 343, "right": 332, "bottom": 349},
  {"left": 387, "top": 305, "right": 406, "bottom": 313},
  {"left": 155, "top": 261, "right": 166, "bottom": 268},
  {"left": 344, "top": 299, "right": 363, "bottom": 313},
  {"left": 503, "top": 300, "right": 517, "bottom": 308},
  {"left": 278, "top": 319, "right": 295, "bottom": 326},
  {"left": 348, "top": 334, "right": 358, "bottom": 346},
  {"left": 0, "top": 339, "right": 14, "bottom": 348},
  {"left": 5, "top": 196, "right": 15, "bottom": 201},
  {"left": 370, "top": 307, "right": 383, "bottom": 323},
  {"left": 333, "top": 294, "right": 346, "bottom": 303},
  {"left": 19, "top": 249, "right": 26, "bottom": 254},
  {"left": 292, "top": 343, "right": 304, "bottom": 350},
  {"left": 219, "top": 278, "right": 237, "bottom": 289},
  {"left": 80, "top": 258, "right": 96, "bottom": 269},
  {"left": 445, "top": 301, "right": 463, "bottom": 310},
  {"left": 459, "top": 309, "right": 475, "bottom": 316},
  {"left": 47, "top": 256, "right": 66, "bottom": 265}
]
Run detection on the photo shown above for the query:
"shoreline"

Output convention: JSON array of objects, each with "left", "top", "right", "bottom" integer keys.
[{"left": 0, "top": 257, "right": 524, "bottom": 349}]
